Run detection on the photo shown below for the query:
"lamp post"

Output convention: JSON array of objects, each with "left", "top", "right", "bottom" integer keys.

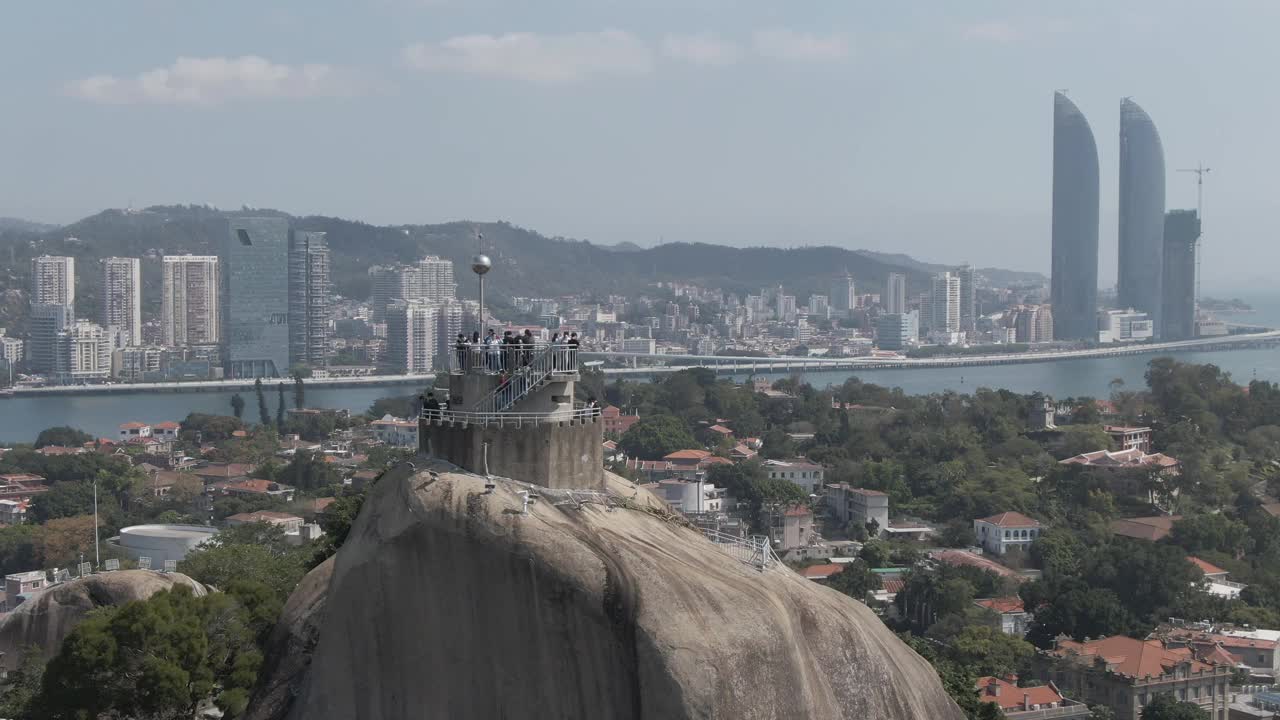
[
  {"left": 93, "top": 476, "right": 99, "bottom": 569},
  {"left": 472, "top": 253, "right": 492, "bottom": 339}
]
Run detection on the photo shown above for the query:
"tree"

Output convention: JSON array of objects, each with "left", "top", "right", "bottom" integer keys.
[
  {"left": 33, "top": 426, "right": 93, "bottom": 449},
  {"left": 0, "top": 646, "right": 44, "bottom": 718},
  {"left": 255, "top": 378, "right": 270, "bottom": 427},
  {"left": 276, "top": 383, "right": 287, "bottom": 427},
  {"left": 180, "top": 539, "right": 307, "bottom": 604},
  {"left": 824, "top": 560, "right": 879, "bottom": 600},
  {"left": 948, "top": 625, "right": 1034, "bottom": 678},
  {"left": 180, "top": 413, "right": 244, "bottom": 443},
  {"left": 279, "top": 450, "right": 341, "bottom": 491},
  {"left": 318, "top": 493, "right": 365, "bottom": 549},
  {"left": 617, "top": 415, "right": 699, "bottom": 459},
  {"left": 293, "top": 375, "right": 306, "bottom": 409},
  {"left": 230, "top": 393, "right": 245, "bottom": 420},
  {"left": 1140, "top": 694, "right": 1209, "bottom": 719}
]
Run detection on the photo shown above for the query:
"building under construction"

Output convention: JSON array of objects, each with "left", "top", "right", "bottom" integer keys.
[{"left": 1161, "top": 209, "right": 1200, "bottom": 341}]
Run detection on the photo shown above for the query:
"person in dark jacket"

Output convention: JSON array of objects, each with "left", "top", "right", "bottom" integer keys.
[
  {"left": 454, "top": 334, "right": 468, "bottom": 371},
  {"left": 522, "top": 329, "right": 535, "bottom": 367},
  {"left": 423, "top": 392, "right": 441, "bottom": 420}
]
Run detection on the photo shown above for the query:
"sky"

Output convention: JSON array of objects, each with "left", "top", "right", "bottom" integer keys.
[{"left": 2, "top": 1, "right": 1278, "bottom": 293}]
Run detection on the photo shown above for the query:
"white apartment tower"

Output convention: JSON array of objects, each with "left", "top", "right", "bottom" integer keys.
[
  {"left": 886, "top": 272, "right": 907, "bottom": 315},
  {"left": 31, "top": 255, "right": 75, "bottom": 307},
  {"left": 830, "top": 272, "right": 856, "bottom": 313},
  {"left": 930, "top": 272, "right": 961, "bottom": 333},
  {"left": 385, "top": 300, "right": 438, "bottom": 373},
  {"left": 102, "top": 257, "right": 142, "bottom": 346},
  {"left": 368, "top": 256, "right": 457, "bottom": 322},
  {"left": 956, "top": 264, "right": 977, "bottom": 334},
  {"left": 161, "top": 255, "right": 220, "bottom": 346}
]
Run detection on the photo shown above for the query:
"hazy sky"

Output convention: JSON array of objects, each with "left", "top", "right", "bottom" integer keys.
[{"left": 2, "top": 1, "right": 1277, "bottom": 293}]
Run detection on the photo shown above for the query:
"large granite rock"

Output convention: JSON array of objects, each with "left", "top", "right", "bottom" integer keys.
[
  {"left": 0, "top": 569, "right": 207, "bottom": 661},
  {"left": 247, "top": 460, "right": 964, "bottom": 720}
]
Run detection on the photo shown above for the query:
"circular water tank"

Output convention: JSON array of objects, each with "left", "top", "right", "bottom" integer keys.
[{"left": 118, "top": 524, "right": 218, "bottom": 566}]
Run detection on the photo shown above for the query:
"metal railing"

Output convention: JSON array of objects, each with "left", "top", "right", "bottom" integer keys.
[
  {"left": 420, "top": 405, "right": 601, "bottom": 427},
  {"left": 470, "top": 344, "right": 579, "bottom": 414},
  {"left": 450, "top": 341, "right": 579, "bottom": 377},
  {"left": 702, "top": 529, "right": 778, "bottom": 571}
]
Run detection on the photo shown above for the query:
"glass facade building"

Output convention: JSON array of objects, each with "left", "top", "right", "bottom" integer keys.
[
  {"left": 1161, "top": 210, "right": 1200, "bottom": 341},
  {"left": 223, "top": 218, "right": 290, "bottom": 378},
  {"left": 288, "top": 231, "right": 331, "bottom": 368},
  {"left": 1118, "top": 99, "right": 1166, "bottom": 334},
  {"left": 1050, "top": 92, "right": 1100, "bottom": 341}
]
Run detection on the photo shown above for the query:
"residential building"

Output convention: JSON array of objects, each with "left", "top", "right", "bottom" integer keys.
[
  {"left": 226, "top": 510, "right": 305, "bottom": 536},
  {"left": 767, "top": 505, "right": 814, "bottom": 551},
  {"left": 973, "top": 511, "right": 1041, "bottom": 555},
  {"left": 876, "top": 312, "right": 918, "bottom": 351},
  {"left": 927, "top": 272, "right": 960, "bottom": 333},
  {"left": 827, "top": 484, "right": 889, "bottom": 536},
  {"left": 434, "top": 301, "right": 464, "bottom": 371},
  {"left": 370, "top": 414, "right": 418, "bottom": 447},
  {"left": 118, "top": 422, "right": 153, "bottom": 442},
  {"left": 808, "top": 294, "right": 829, "bottom": 319},
  {"left": 216, "top": 479, "right": 295, "bottom": 503},
  {"left": 27, "top": 303, "right": 73, "bottom": 374},
  {"left": 1, "top": 335, "right": 24, "bottom": 371},
  {"left": 1051, "top": 92, "right": 1100, "bottom": 341},
  {"left": 885, "top": 272, "right": 907, "bottom": 315},
  {"left": 113, "top": 345, "right": 165, "bottom": 381},
  {"left": 1060, "top": 448, "right": 1180, "bottom": 500},
  {"left": 764, "top": 459, "right": 825, "bottom": 495},
  {"left": 368, "top": 256, "right": 457, "bottom": 322},
  {"left": 1097, "top": 309, "right": 1154, "bottom": 343},
  {"left": 30, "top": 255, "right": 75, "bottom": 307},
  {"left": 661, "top": 450, "right": 731, "bottom": 479},
  {"left": 5, "top": 571, "right": 48, "bottom": 611},
  {"left": 1118, "top": 98, "right": 1167, "bottom": 335},
  {"left": 1159, "top": 624, "right": 1280, "bottom": 682},
  {"left": 1106, "top": 425, "right": 1152, "bottom": 453},
  {"left": 288, "top": 231, "right": 331, "bottom": 368},
  {"left": 1041, "top": 635, "right": 1231, "bottom": 720},
  {"left": 601, "top": 406, "right": 640, "bottom": 436},
  {"left": 0, "top": 499, "right": 27, "bottom": 525},
  {"left": 1111, "top": 515, "right": 1181, "bottom": 542},
  {"left": 1006, "top": 304, "right": 1054, "bottom": 344},
  {"left": 162, "top": 255, "right": 220, "bottom": 346},
  {"left": 976, "top": 676, "right": 1089, "bottom": 719},
  {"left": 621, "top": 338, "right": 656, "bottom": 355},
  {"left": 830, "top": 273, "right": 856, "bottom": 316},
  {"left": 1161, "top": 209, "right": 1200, "bottom": 341},
  {"left": 974, "top": 597, "right": 1032, "bottom": 636},
  {"left": 956, "top": 264, "right": 976, "bottom": 334},
  {"left": 0, "top": 475, "right": 49, "bottom": 503},
  {"left": 223, "top": 217, "right": 290, "bottom": 378},
  {"left": 101, "top": 257, "right": 142, "bottom": 347},
  {"left": 54, "top": 320, "right": 112, "bottom": 383},
  {"left": 385, "top": 300, "right": 438, "bottom": 373},
  {"left": 1187, "top": 556, "right": 1247, "bottom": 600},
  {"left": 650, "top": 478, "right": 723, "bottom": 514}
]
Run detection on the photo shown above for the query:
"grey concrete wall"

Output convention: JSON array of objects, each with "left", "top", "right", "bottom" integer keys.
[{"left": 420, "top": 416, "right": 604, "bottom": 490}]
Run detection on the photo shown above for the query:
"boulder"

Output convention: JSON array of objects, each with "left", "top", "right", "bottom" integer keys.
[{"left": 248, "top": 461, "right": 964, "bottom": 720}]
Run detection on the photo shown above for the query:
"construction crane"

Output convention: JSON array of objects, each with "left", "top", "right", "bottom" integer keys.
[{"left": 1177, "top": 163, "right": 1211, "bottom": 319}]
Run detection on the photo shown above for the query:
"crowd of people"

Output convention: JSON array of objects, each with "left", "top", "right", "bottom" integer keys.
[{"left": 453, "top": 329, "right": 580, "bottom": 374}]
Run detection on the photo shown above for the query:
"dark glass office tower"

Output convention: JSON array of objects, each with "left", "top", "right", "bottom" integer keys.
[
  {"left": 1161, "top": 210, "right": 1200, "bottom": 340},
  {"left": 223, "top": 217, "right": 290, "bottom": 378},
  {"left": 1050, "top": 92, "right": 1100, "bottom": 341},
  {"left": 1118, "top": 98, "right": 1166, "bottom": 333}
]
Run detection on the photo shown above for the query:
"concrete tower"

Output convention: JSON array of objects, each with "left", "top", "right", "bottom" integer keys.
[
  {"left": 102, "top": 257, "right": 142, "bottom": 347},
  {"left": 1050, "top": 92, "right": 1100, "bottom": 340},
  {"left": 162, "top": 255, "right": 220, "bottom": 346}
]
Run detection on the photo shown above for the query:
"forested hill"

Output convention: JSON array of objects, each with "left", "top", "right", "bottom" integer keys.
[{"left": 0, "top": 204, "right": 955, "bottom": 328}]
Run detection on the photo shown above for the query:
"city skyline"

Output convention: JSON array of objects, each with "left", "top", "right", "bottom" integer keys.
[{"left": 2, "top": 3, "right": 1279, "bottom": 292}]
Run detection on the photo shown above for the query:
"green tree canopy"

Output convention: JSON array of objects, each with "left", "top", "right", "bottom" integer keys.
[
  {"left": 1140, "top": 694, "right": 1209, "bottom": 719},
  {"left": 617, "top": 415, "right": 699, "bottom": 459},
  {"left": 33, "top": 426, "right": 93, "bottom": 449}
]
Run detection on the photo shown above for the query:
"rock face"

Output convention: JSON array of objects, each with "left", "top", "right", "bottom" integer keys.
[
  {"left": 0, "top": 570, "right": 207, "bottom": 661},
  {"left": 248, "top": 460, "right": 964, "bottom": 720}
]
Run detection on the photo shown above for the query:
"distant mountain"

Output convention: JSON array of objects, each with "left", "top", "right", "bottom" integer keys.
[
  {"left": 0, "top": 217, "right": 59, "bottom": 233},
  {"left": 857, "top": 249, "right": 1046, "bottom": 287},
  {"left": 0, "top": 205, "right": 1033, "bottom": 330}
]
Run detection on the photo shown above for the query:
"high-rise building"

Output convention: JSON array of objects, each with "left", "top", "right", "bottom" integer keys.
[
  {"left": 385, "top": 300, "right": 438, "bottom": 373},
  {"left": 876, "top": 312, "right": 919, "bottom": 351},
  {"left": 1007, "top": 305, "right": 1054, "bottom": 344},
  {"left": 1051, "top": 92, "right": 1100, "bottom": 340},
  {"left": 288, "top": 231, "right": 331, "bottom": 368},
  {"left": 808, "top": 294, "right": 830, "bottom": 319},
  {"left": 53, "top": 320, "right": 111, "bottom": 383},
  {"left": 956, "top": 265, "right": 976, "bottom": 334},
  {"left": 886, "top": 272, "right": 907, "bottom": 315},
  {"left": 1161, "top": 210, "right": 1200, "bottom": 341},
  {"left": 102, "top": 257, "right": 142, "bottom": 347},
  {"left": 368, "top": 256, "right": 457, "bottom": 322},
  {"left": 223, "top": 218, "right": 290, "bottom": 378},
  {"left": 1117, "top": 98, "right": 1166, "bottom": 334},
  {"left": 162, "top": 255, "right": 220, "bottom": 347},
  {"left": 27, "top": 303, "right": 73, "bottom": 374},
  {"left": 435, "top": 301, "right": 464, "bottom": 371},
  {"left": 31, "top": 255, "right": 75, "bottom": 308},
  {"left": 929, "top": 272, "right": 960, "bottom": 334},
  {"left": 830, "top": 273, "right": 856, "bottom": 314}
]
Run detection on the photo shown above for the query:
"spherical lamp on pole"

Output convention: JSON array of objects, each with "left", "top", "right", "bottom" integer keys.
[{"left": 471, "top": 253, "right": 492, "bottom": 338}]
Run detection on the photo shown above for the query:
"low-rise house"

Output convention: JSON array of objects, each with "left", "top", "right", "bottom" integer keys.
[
  {"left": 973, "top": 511, "right": 1042, "bottom": 555},
  {"left": 117, "top": 421, "right": 152, "bottom": 442},
  {"left": 0, "top": 499, "right": 27, "bottom": 525},
  {"left": 707, "top": 424, "right": 734, "bottom": 439},
  {"left": 1060, "top": 448, "right": 1180, "bottom": 501},
  {"left": 1105, "top": 425, "right": 1153, "bottom": 453},
  {"left": 136, "top": 463, "right": 191, "bottom": 497},
  {"left": 929, "top": 549, "right": 1028, "bottom": 583},
  {"left": 5, "top": 571, "right": 47, "bottom": 611},
  {"left": 1040, "top": 635, "right": 1232, "bottom": 720},
  {"left": 151, "top": 421, "right": 181, "bottom": 442},
  {"left": 226, "top": 511, "right": 305, "bottom": 535},
  {"left": 0, "top": 475, "right": 49, "bottom": 503},
  {"left": 210, "top": 479, "right": 296, "bottom": 503},
  {"left": 974, "top": 597, "right": 1032, "bottom": 636},
  {"left": 647, "top": 478, "right": 724, "bottom": 515},
  {"left": 766, "top": 505, "right": 815, "bottom": 551},
  {"left": 191, "top": 463, "right": 257, "bottom": 484},
  {"left": 1262, "top": 503, "right": 1280, "bottom": 520},
  {"left": 827, "top": 484, "right": 890, "bottom": 536},
  {"left": 976, "top": 676, "right": 1090, "bottom": 719},
  {"left": 729, "top": 443, "right": 758, "bottom": 460},
  {"left": 36, "top": 445, "right": 88, "bottom": 456},
  {"left": 764, "top": 459, "right": 825, "bottom": 495},
  {"left": 1111, "top": 515, "right": 1181, "bottom": 542},
  {"left": 1159, "top": 624, "right": 1280, "bottom": 682},
  {"left": 1188, "top": 556, "right": 1247, "bottom": 599},
  {"left": 370, "top": 414, "right": 418, "bottom": 448},
  {"left": 600, "top": 405, "right": 640, "bottom": 436},
  {"left": 799, "top": 564, "right": 844, "bottom": 581}
]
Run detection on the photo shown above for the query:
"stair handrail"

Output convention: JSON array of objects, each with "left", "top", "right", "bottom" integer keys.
[{"left": 471, "top": 343, "right": 577, "bottom": 413}]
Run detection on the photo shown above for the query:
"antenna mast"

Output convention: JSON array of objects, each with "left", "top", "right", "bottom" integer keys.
[{"left": 1176, "top": 162, "right": 1211, "bottom": 321}]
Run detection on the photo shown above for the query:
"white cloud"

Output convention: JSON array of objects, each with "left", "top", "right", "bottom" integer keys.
[
  {"left": 403, "top": 30, "right": 653, "bottom": 84},
  {"left": 960, "top": 18, "right": 1074, "bottom": 44},
  {"left": 752, "top": 29, "right": 850, "bottom": 62},
  {"left": 662, "top": 33, "right": 740, "bottom": 66},
  {"left": 70, "top": 56, "right": 357, "bottom": 106}
]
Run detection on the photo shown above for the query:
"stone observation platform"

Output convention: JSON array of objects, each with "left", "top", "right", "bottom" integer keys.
[{"left": 419, "top": 340, "right": 604, "bottom": 490}]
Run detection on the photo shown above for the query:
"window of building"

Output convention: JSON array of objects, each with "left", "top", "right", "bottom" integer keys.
[{"left": 1177, "top": 689, "right": 1185, "bottom": 701}]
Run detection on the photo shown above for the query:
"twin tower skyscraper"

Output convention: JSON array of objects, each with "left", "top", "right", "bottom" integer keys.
[{"left": 1050, "top": 92, "right": 1191, "bottom": 341}]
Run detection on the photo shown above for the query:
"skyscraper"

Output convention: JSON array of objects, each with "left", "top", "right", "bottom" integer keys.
[
  {"left": 102, "top": 257, "right": 142, "bottom": 347},
  {"left": 956, "top": 265, "right": 976, "bottom": 334},
  {"left": 223, "top": 218, "right": 290, "bottom": 378},
  {"left": 289, "top": 231, "right": 331, "bottom": 368},
  {"left": 162, "top": 255, "right": 220, "bottom": 346},
  {"left": 31, "top": 255, "right": 75, "bottom": 307},
  {"left": 53, "top": 320, "right": 111, "bottom": 384},
  {"left": 368, "top": 256, "right": 457, "bottom": 322},
  {"left": 1050, "top": 92, "right": 1100, "bottom": 340},
  {"left": 1118, "top": 98, "right": 1166, "bottom": 334},
  {"left": 929, "top": 272, "right": 960, "bottom": 333},
  {"left": 27, "top": 303, "right": 73, "bottom": 374},
  {"left": 886, "top": 272, "right": 907, "bottom": 315},
  {"left": 830, "top": 272, "right": 856, "bottom": 314},
  {"left": 1161, "top": 210, "right": 1200, "bottom": 341},
  {"left": 386, "top": 300, "right": 438, "bottom": 373}
]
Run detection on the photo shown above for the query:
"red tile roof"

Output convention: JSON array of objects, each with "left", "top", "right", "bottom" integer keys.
[
  {"left": 226, "top": 511, "right": 302, "bottom": 523},
  {"left": 708, "top": 424, "right": 733, "bottom": 435},
  {"left": 118, "top": 421, "right": 149, "bottom": 430},
  {"left": 1060, "top": 448, "right": 1179, "bottom": 469},
  {"left": 152, "top": 421, "right": 181, "bottom": 430},
  {"left": 975, "top": 597, "right": 1026, "bottom": 614},
  {"left": 800, "top": 564, "right": 844, "bottom": 580},
  {"left": 1186, "top": 556, "right": 1228, "bottom": 576},
  {"left": 978, "top": 511, "right": 1040, "bottom": 528},
  {"left": 783, "top": 506, "right": 812, "bottom": 518},
  {"left": 880, "top": 578, "right": 905, "bottom": 594},
  {"left": 1111, "top": 515, "right": 1181, "bottom": 542},
  {"left": 1261, "top": 503, "right": 1280, "bottom": 519},
  {"left": 930, "top": 550, "right": 1026, "bottom": 581},
  {"left": 976, "top": 676, "right": 1064, "bottom": 712},
  {"left": 663, "top": 449, "right": 713, "bottom": 461},
  {"left": 1052, "top": 636, "right": 1213, "bottom": 678},
  {"left": 224, "top": 479, "right": 292, "bottom": 494}
]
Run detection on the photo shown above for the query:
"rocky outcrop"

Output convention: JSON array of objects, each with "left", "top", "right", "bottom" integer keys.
[
  {"left": 0, "top": 570, "right": 206, "bottom": 660},
  {"left": 248, "top": 461, "right": 964, "bottom": 720}
]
